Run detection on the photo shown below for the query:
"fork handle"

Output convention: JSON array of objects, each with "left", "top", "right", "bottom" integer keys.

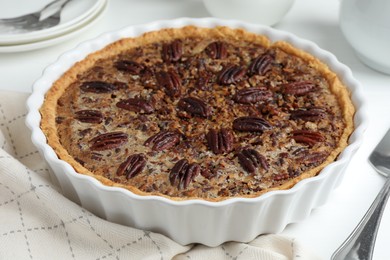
[
  {"left": 331, "top": 177, "right": 390, "bottom": 260},
  {"left": 40, "top": 0, "right": 71, "bottom": 21}
]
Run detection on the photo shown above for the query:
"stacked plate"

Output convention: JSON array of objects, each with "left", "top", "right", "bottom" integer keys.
[{"left": 0, "top": 0, "right": 107, "bottom": 52}]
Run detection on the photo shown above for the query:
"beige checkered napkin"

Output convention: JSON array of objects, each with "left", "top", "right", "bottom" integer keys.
[{"left": 0, "top": 90, "right": 322, "bottom": 260}]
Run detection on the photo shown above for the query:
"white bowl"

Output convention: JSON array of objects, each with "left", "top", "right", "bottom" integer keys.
[
  {"left": 339, "top": 0, "right": 390, "bottom": 74},
  {"left": 26, "top": 18, "right": 367, "bottom": 246},
  {"left": 202, "top": 0, "right": 295, "bottom": 26}
]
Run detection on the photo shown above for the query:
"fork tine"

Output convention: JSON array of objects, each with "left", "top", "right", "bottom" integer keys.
[
  {"left": 4, "top": 12, "right": 61, "bottom": 33},
  {"left": 0, "top": 13, "right": 39, "bottom": 25},
  {"left": 0, "top": 16, "right": 29, "bottom": 24}
]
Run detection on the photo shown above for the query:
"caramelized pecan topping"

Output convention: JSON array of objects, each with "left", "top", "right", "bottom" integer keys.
[
  {"left": 206, "top": 128, "right": 234, "bottom": 154},
  {"left": 80, "top": 81, "right": 116, "bottom": 93},
  {"left": 291, "top": 130, "right": 325, "bottom": 146},
  {"left": 196, "top": 73, "right": 212, "bottom": 90},
  {"left": 55, "top": 116, "right": 65, "bottom": 124},
  {"left": 75, "top": 110, "right": 103, "bottom": 124},
  {"left": 169, "top": 159, "right": 200, "bottom": 189},
  {"left": 248, "top": 53, "right": 273, "bottom": 76},
  {"left": 290, "top": 107, "right": 326, "bottom": 121},
  {"left": 206, "top": 41, "right": 228, "bottom": 59},
  {"left": 233, "top": 116, "right": 272, "bottom": 132},
  {"left": 282, "top": 81, "right": 317, "bottom": 96},
  {"left": 52, "top": 29, "right": 349, "bottom": 200},
  {"left": 144, "top": 130, "right": 181, "bottom": 152},
  {"left": 237, "top": 149, "right": 268, "bottom": 174},
  {"left": 90, "top": 132, "right": 128, "bottom": 151},
  {"left": 218, "top": 65, "right": 246, "bottom": 85},
  {"left": 178, "top": 97, "right": 210, "bottom": 118},
  {"left": 162, "top": 39, "right": 183, "bottom": 62},
  {"left": 156, "top": 70, "right": 181, "bottom": 98},
  {"left": 116, "top": 153, "right": 147, "bottom": 179},
  {"left": 79, "top": 128, "right": 92, "bottom": 137},
  {"left": 234, "top": 87, "right": 273, "bottom": 104},
  {"left": 114, "top": 60, "right": 145, "bottom": 74},
  {"left": 116, "top": 98, "right": 154, "bottom": 114}
]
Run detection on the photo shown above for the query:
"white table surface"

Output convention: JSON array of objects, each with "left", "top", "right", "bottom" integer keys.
[{"left": 1, "top": 0, "right": 390, "bottom": 259}]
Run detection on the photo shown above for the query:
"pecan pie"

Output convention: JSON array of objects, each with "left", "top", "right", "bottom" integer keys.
[{"left": 40, "top": 26, "right": 355, "bottom": 201}]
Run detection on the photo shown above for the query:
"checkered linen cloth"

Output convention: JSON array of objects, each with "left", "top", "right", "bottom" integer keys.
[{"left": 0, "top": 91, "right": 321, "bottom": 260}]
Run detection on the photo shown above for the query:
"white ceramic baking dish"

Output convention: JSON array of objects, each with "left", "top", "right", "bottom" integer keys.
[{"left": 26, "top": 18, "right": 367, "bottom": 246}]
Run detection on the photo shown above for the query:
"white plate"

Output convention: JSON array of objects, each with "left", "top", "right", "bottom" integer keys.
[
  {"left": 0, "top": 0, "right": 104, "bottom": 45},
  {"left": 0, "top": 0, "right": 107, "bottom": 52}
]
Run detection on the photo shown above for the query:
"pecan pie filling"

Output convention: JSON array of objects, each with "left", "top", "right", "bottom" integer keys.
[{"left": 41, "top": 26, "right": 354, "bottom": 201}]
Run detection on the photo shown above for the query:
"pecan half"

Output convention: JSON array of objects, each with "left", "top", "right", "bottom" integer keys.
[
  {"left": 218, "top": 65, "right": 246, "bottom": 85},
  {"left": 233, "top": 117, "right": 272, "bottom": 132},
  {"left": 162, "top": 39, "right": 183, "bottom": 62},
  {"left": 80, "top": 81, "right": 116, "bottom": 93},
  {"left": 282, "top": 81, "right": 317, "bottom": 96},
  {"left": 206, "top": 128, "right": 234, "bottom": 154},
  {"left": 205, "top": 41, "right": 228, "bottom": 59},
  {"left": 237, "top": 149, "right": 268, "bottom": 174},
  {"left": 144, "top": 130, "right": 181, "bottom": 152},
  {"left": 156, "top": 70, "right": 181, "bottom": 98},
  {"left": 273, "top": 173, "right": 290, "bottom": 181},
  {"left": 169, "top": 159, "right": 200, "bottom": 189},
  {"left": 75, "top": 110, "right": 103, "bottom": 124},
  {"left": 90, "top": 132, "right": 128, "bottom": 151},
  {"left": 291, "top": 130, "right": 325, "bottom": 146},
  {"left": 248, "top": 53, "right": 273, "bottom": 76},
  {"left": 116, "top": 98, "right": 154, "bottom": 114},
  {"left": 139, "top": 67, "right": 157, "bottom": 89},
  {"left": 200, "top": 167, "right": 216, "bottom": 180},
  {"left": 116, "top": 153, "right": 147, "bottom": 179},
  {"left": 114, "top": 60, "right": 145, "bottom": 74},
  {"left": 234, "top": 87, "right": 273, "bottom": 104},
  {"left": 178, "top": 97, "right": 210, "bottom": 117},
  {"left": 290, "top": 107, "right": 326, "bottom": 121},
  {"left": 91, "top": 152, "right": 103, "bottom": 161},
  {"left": 296, "top": 151, "right": 328, "bottom": 165}
]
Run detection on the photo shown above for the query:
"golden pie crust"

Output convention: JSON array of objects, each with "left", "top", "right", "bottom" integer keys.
[{"left": 40, "top": 26, "right": 355, "bottom": 201}]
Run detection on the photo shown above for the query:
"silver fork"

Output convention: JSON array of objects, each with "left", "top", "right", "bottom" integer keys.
[
  {"left": 0, "top": 0, "right": 71, "bottom": 34},
  {"left": 331, "top": 128, "right": 390, "bottom": 260}
]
